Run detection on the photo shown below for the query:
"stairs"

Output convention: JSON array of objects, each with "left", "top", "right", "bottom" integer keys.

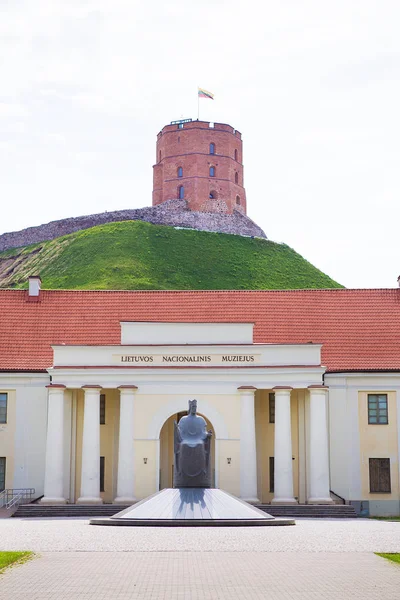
[
  {"left": 258, "top": 504, "right": 357, "bottom": 518},
  {"left": 14, "top": 503, "right": 357, "bottom": 519},
  {"left": 14, "top": 504, "right": 130, "bottom": 518}
]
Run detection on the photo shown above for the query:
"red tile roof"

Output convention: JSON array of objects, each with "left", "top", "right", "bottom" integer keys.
[{"left": 1, "top": 289, "right": 399, "bottom": 373}]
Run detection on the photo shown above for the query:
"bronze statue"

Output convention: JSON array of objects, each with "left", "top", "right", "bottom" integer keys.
[{"left": 173, "top": 399, "right": 212, "bottom": 488}]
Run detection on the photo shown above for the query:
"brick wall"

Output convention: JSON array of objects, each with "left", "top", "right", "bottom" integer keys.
[
  {"left": 153, "top": 121, "right": 247, "bottom": 214},
  {"left": 0, "top": 200, "right": 267, "bottom": 253}
]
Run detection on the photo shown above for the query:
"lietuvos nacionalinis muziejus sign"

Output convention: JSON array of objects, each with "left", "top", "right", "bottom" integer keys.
[{"left": 113, "top": 354, "right": 260, "bottom": 365}]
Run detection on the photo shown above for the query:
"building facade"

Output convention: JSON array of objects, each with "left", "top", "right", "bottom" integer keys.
[
  {"left": 1, "top": 281, "right": 400, "bottom": 515},
  {"left": 152, "top": 120, "right": 247, "bottom": 214}
]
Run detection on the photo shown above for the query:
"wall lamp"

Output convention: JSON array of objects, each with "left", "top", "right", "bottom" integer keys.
[
  {"left": 143, "top": 458, "right": 148, "bottom": 464},
  {"left": 227, "top": 457, "right": 232, "bottom": 465}
]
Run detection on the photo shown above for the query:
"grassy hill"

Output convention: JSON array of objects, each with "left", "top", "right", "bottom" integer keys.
[{"left": 0, "top": 220, "right": 342, "bottom": 290}]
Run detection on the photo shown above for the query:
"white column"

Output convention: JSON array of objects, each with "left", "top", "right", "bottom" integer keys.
[
  {"left": 308, "top": 386, "right": 333, "bottom": 504},
  {"left": 77, "top": 386, "right": 103, "bottom": 504},
  {"left": 272, "top": 387, "right": 297, "bottom": 504},
  {"left": 114, "top": 386, "right": 137, "bottom": 503},
  {"left": 239, "top": 386, "right": 259, "bottom": 503},
  {"left": 41, "top": 385, "right": 66, "bottom": 504}
]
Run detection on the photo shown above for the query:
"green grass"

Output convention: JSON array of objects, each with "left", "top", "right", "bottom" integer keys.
[
  {"left": 376, "top": 553, "right": 400, "bottom": 564},
  {"left": 0, "top": 220, "right": 343, "bottom": 290},
  {"left": 0, "top": 551, "right": 33, "bottom": 573}
]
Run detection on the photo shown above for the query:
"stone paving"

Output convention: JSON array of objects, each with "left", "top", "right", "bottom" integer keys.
[{"left": 0, "top": 519, "right": 399, "bottom": 599}]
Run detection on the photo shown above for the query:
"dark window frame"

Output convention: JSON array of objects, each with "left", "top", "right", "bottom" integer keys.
[
  {"left": 235, "top": 172, "right": 238, "bottom": 184},
  {"left": 209, "top": 166, "right": 215, "bottom": 177},
  {"left": 236, "top": 195, "right": 241, "bottom": 206},
  {"left": 234, "top": 149, "right": 238, "bottom": 161},
  {"left": 369, "top": 458, "right": 391, "bottom": 493},
  {"left": 178, "top": 166, "right": 183, "bottom": 178},
  {"left": 209, "top": 143, "right": 215, "bottom": 155},
  {"left": 178, "top": 185, "right": 184, "bottom": 199},
  {"left": 269, "top": 457, "right": 274, "bottom": 493},
  {"left": 100, "top": 456, "right": 105, "bottom": 492},
  {"left": 100, "top": 394, "right": 106, "bottom": 425},
  {"left": 0, "top": 457, "right": 6, "bottom": 492},
  {"left": 368, "top": 394, "right": 388, "bottom": 424},
  {"left": 269, "top": 393, "right": 275, "bottom": 423},
  {"left": 0, "top": 393, "right": 7, "bottom": 424}
]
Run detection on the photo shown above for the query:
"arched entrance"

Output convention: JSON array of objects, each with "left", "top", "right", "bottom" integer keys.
[{"left": 159, "top": 412, "right": 216, "bottom": 489}]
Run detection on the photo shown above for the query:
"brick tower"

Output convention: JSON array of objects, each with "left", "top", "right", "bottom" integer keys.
[{"left": 152, "top": 119, "right": 247, "bottom": 214}]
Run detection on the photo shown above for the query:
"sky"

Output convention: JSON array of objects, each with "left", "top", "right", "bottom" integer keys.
[{"left": 1, "top": 0, "right": 399, "bottom": 288}]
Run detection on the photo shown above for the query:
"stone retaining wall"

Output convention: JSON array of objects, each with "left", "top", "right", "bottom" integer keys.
[{"left": 0, "top": 200, "right": 266, "bottom": 252}]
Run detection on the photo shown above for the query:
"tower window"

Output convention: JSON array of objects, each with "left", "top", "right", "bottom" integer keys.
[
  {"left": 178, "top": 185, "right": 184, "bottom": 199},
  {"left": 269, "top": 393, "right": 275, "bottom": 423},
  {"left": 209, "top": 143, "right": 215, "bottom": 155},
  {"left": 236, "top": 195, "right": 240, "bottom": 205},
  {"left": 269, "top": 457, "right": 274, "bottom": 493},
  {"left": 209, "top": 166, "right": 215, "bottom": 177},
  {"left": 159, "top": 150, "right": 161, "bottom": 162},
  {"left": 209, "top": 191, "right": 217, "bottom": 199},
  {"left": 368, "top": 394, "right": 388, "bottom": 424},
  {"left": 100, "top": 394, "right": 106, "bottom": 425},
  {"left": 0, "top": 457, "right": 5, "bottom": 492},
  {"left": 235, "top": 172, "right": 238, "bottom": 184},
  {"left": 178, "top": 123, "right": 184, "bottom": 129},
  {"left": 178, "top": 167, "right": 183, "bottom": 178},
  {"left": 100, "top": 456, "right": 105, "bottom": 492},
  {"left": 234, "top": 149, "right": 238, "bottom": 160},
  {"left": 0, "top": 393, "right": 7, "bottom": 424}
]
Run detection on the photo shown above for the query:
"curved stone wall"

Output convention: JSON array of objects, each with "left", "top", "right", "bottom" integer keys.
[{"left": 0, "top": 200, "right": 266, "bottom": 253}]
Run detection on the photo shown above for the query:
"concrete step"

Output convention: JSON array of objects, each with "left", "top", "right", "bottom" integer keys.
[
  {"left": 14, "top": 504, "right": 130, "bottom": 518},
  {"left": 259, "top": 505, "right": 357, "bottom": 518},
  {"left": 14, "top": 502, "right": 358, "bottom": 519}
]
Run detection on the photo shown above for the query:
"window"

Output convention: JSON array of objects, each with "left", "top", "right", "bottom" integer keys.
[
  {"left": 0, "top": 393, "right": 7, "bottom": 424},
  {"left": 178, "top": 123, "right": 184, "bottom": 129},
  {"left": 234, "top": 149, "right": 238, "bottom": 161},
  {"left": 209, "top": 166, "right": 215, "bottom": 177},
  {"left": 178, "top": 167, "right": 183, "bottom": 178},
  {"left": 269, "top": 393, "right": 275, "bottom": 423},
  {"left": 269, "top": 457, "right": 274, "bottom": 493},
  {"left": 0, "top": 458, "right": 5, "bottom": 492},
  {"left": 100, "top": 456, "right": 105, "bottom": 492},
  {"left": 159, "top": 150, "right": 161, "bottom": 162},
  {"left": 236, "top": 195, "right": 241, "bottom": 206},
  {"left": 368, "top": 394, "right": 388, "bottom": 424},
  {"left": 369, "top": 458, "right": 391, "bottom": 493},
  {"left": 100, "top": 394, "right": 106, "bottom": 425},
  {"left": 209, "top": 143, "right": 215, "bottom": 154},
  {"left": 209, "top": 191, "right": 217, "bottom": 199},
  {"left": 235, "top": 172, "right": 238, "bottom": 184},
  {"left": 178, "top": 185, "right": 184, "bottom": 199}
]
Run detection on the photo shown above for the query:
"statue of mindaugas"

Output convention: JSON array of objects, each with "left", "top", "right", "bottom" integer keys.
[{"left": 173, "top": 399, "right": 212, "bottom": 488}]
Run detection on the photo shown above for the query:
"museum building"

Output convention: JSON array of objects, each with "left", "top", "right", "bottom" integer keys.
[{"left": 0, "top": 279, "right": 400, "bottom": 516}]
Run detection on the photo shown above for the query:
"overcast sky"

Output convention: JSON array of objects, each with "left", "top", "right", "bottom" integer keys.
[{"left": 1, "top": 0, "right": 399, "bottom": 288}]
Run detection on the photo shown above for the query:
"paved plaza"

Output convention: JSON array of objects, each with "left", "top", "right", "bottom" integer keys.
[{"left": 0, "top": 518, "right": 399, "bottom": 599}]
